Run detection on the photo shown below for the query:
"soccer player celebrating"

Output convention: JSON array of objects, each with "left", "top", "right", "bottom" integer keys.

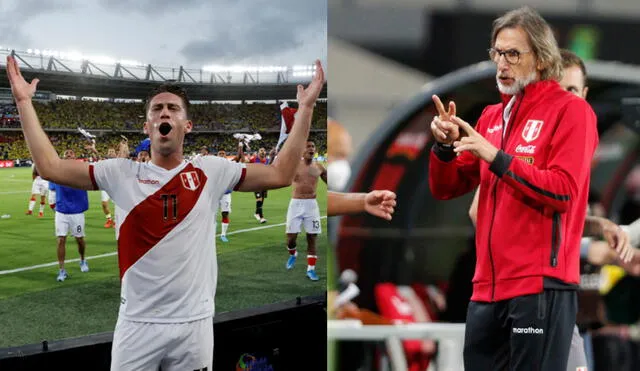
[
  {"left": 284, "top": 139, "right": 327, "bottom": 280},
  {"left": 7, "top": 55, "right": 325, "bottom": 371}
]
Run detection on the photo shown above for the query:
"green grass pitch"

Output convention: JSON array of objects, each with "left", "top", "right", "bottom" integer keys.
[{"left": 0, "top": 166, "right": 327, "bottom": 348}]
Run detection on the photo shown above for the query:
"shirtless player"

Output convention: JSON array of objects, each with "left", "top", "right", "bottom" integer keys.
[{"left": 285, "top": 140, "right": 327, "bottom": 281}]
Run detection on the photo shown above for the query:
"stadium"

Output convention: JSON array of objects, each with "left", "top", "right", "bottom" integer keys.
[
  {"left": 329, "top": 1, "right": 640, "bottom": 371},
  {"left": 0, "top": 49, "right": 328, "bottom": 370}
]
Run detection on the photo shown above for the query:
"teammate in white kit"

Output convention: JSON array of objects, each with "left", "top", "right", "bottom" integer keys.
[
  {"left": 7, "top": 55, "right": 325, "bottom": 371},
  {"left": 25, "top": 164, "right": 49, "bottom": 217},
  {"left": 216, "top": 143, "right": 245, "bottom": 242}
]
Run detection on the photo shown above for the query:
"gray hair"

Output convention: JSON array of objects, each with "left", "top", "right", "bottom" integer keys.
[{"left": 491, "top": 6, "right": 563, "bottom": 81}]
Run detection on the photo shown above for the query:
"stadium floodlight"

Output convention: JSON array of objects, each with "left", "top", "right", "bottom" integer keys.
[
  {"left": 64, "top": 51, "right": 84, "bottom": 62},
  {"left": 292, "top": 64, "right": 317, "bottom": 73},
  {"left": 292, "top": 71, "right": 315, "bottom": 77},
  {"left": 119, "top": 59, "right": 144, "bottom": 67},
  {"left": 87, "top": 55, "right": 117, "bottom": 65},
  {"left": 23, "top": 47, "right": 148, "bottom": 67},
  {"left": 202, "top": 64, "right": 289, "bottom": 73}
]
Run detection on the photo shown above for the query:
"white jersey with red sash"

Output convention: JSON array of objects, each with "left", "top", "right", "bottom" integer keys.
[{"left": 90, "top": 156, "right": 246, "bottom": 323}]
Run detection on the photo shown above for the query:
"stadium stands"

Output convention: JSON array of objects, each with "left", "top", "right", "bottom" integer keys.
[{"left": 0, "top": 100, "right": 327, "bottom": 161}]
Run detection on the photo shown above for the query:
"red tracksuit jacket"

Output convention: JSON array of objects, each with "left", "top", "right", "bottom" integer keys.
[{"left": 429, "top": 80, "right": 598, "bottom": 302}]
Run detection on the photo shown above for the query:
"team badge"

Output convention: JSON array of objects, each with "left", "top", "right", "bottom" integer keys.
[
  {"left": 180, "top": 171, "right": 201, "bottom": 191},
  {"left": 522, "top": 120, "right": 544, "bottom": 143}
]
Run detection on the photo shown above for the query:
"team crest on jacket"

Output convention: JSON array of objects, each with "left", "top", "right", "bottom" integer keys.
[
  {"left": 180, "top": 171, "right": 201, "bottom": 190},
  {"left": 522, "top": 120, "right": 544, "bottom": 143}
]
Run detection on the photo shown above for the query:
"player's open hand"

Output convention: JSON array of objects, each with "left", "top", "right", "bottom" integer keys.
[
  {"left": 430, "top": 95, "right": 459, "bottom": 145},
  {"left": 364, "top": 190, "right": 397, "bottom": 220},
  {"left": 6, "top": 56, "right": 39, "bottom": 104},
  {"left": 601, "top": 219, "right": 634, "bottom": 263},
  {"left": 84, "top": 140, "right": 97, "bottom": 152},
  {"left": 296, "top": 60, "right": 324, "bottom": 108},
  {"left": 450, "top": 116, "right": 499, "bottom": 163},
  {"left": 619, "top": 249, "right": 640, "bottom": 276}
]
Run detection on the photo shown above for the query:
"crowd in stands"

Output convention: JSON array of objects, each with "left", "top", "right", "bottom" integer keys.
[
  {"left": 0, "top": 131, "right": 327, "bottom": 161},
  {"left": 0, "top": 98, "right": 327, "bottom": 161},
  {"left": 1, "top": 100, "right": 327, "bottom": 132},
  {"left": 0, "top": 104, "right": 19, "bottom": 128}
]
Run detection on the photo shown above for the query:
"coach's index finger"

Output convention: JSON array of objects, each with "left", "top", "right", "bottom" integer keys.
[
  {"left": 432, "top": 95, "right": 449, "bottom": 118},
  {"left": 450, "top": 115, "right": 476, "bottom": 136}
]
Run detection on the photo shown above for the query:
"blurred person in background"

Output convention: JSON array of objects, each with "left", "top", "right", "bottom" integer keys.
[
  {"left": 216, "top": 142, "right": 244, "bottom": 242},
  {"left": 252, "top": 147, "right": 270, "bottom": 223},
  {"left": 429, "top": 7, "right": 599, "bottom": 370},
  {"left": 86, "top": 137, "right": 129, "bottom": 228},
  {"left": 326, "top": 118, "right": 396, "bottom": 312},
  {"left": 326, "top": 118, "right": 396, "bottom": 219},
  {"left": 25, "top": 164, "right": 49, "bottom": 217},
  {"left": 326, "top": 117, "right": 397, "bottom": 371},
  {"left": 135, "top": 138, "right": 151, "bottom": 163}
]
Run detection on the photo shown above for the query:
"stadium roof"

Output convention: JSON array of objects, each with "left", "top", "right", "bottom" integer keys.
[{"left": 0, "top": 50, "right": 327, "bottom": 101}]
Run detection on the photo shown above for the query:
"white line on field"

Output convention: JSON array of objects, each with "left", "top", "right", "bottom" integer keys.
[
  {"left": 0, "top": 216, "right": 327, "bottom": 275},
  {"left": 0, "top": 190, "right": 31, "bottom": 195}
]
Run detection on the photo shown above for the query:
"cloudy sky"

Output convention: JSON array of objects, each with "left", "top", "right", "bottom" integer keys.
[{"left": 0, "top": 0, "right": 327, "bottom": 69}]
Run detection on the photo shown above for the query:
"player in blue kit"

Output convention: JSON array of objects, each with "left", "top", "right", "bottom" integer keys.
[{"left": 50, "top": 149, "right": 90, "bottom": 282}]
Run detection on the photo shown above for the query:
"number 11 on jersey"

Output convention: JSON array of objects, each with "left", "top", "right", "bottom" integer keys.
[{"left": 161, "top": 194, "right": 178, "bottom": 221}]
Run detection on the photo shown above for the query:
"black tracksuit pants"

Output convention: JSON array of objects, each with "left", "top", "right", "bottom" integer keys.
[{"left": 463, "top": 289, "right": 577, "bottom": 371}]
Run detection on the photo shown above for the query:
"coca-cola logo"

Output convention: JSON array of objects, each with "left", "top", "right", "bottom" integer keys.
[{"left": 515, "top": 144, "right": 536, "bottom": 154}]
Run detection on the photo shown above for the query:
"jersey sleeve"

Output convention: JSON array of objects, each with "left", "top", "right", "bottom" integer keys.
[
  {"left": 90, "top": 158, "right": 133, "bottom": 195},
  {"left": 199, "top": 156, "right": 247, "bottom": 192}
]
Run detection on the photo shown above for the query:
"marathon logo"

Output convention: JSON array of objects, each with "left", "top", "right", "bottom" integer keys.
[
  {"left": 138, "top": 178, "right": 160, "bottom": 185},
  {"left": 512, "top": 327, "right": 544, "bottom": 335},
  {"left": 515, "top": 144, "right": 536, "bottom": 154},
  {"left": 516, "top": 156, "right": 535, "bottom": 165}
]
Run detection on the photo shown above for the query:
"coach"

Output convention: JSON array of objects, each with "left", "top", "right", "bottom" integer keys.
[{"left": 428, "top": 6, "right": 598, "bottom": 371}]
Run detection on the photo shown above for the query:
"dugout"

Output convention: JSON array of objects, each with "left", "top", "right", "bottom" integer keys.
[{"left": 332, "top": 59, "right": 640, "bottom": 346}]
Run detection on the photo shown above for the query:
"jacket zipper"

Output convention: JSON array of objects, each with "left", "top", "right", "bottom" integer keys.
[
  {"left": 487, "top": 92, "right": 524, "bottom": 301},
  {"left": 551, "top": 212, "right": 561, "bottom": 267}
]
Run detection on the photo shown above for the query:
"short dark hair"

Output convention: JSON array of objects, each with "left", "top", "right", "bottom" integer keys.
[
  {"left": 144, "top": 84, "right": 191, "bottom": 118},
  {"left": 560, "top": 49, "right": 588, "bottom": 87}
]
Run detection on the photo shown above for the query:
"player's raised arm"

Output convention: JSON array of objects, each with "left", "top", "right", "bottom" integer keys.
[
  {"left": 328, "top": 190, "right": 396, "bottom": 220},
  {"left": 318, "top": 162, "right": 328, "bottom": 184},
  {"left": 6, "top": 56, "right": 94, "bottom": 190},
  {"left": 233, "top": 141, "right": 244, "bottom": 163},
  {"left": 117, "top": 136, "right": 129, "bottom": 158},
  {"left": 236, "top": 60, "right": 324, "bottom": 192}
]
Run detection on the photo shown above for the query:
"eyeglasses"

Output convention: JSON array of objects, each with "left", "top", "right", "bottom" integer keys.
[{"left": 488, "top": 48, "right": 532, "bottom": 65}]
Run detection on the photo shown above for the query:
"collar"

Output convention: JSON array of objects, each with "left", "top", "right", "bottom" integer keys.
[{"left": 500, "top": 79, "right": 561, "bottom": 105}]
